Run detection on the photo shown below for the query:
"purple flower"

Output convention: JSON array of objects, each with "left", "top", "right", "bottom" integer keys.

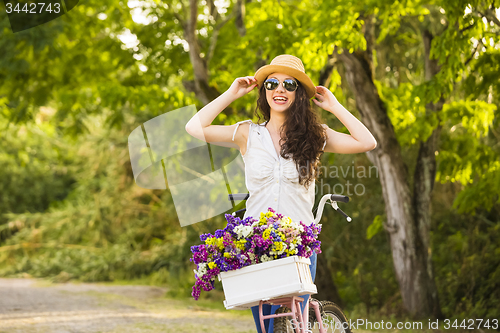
[{"left": 200, "top": 233, "right": 211, "bottom": 242}]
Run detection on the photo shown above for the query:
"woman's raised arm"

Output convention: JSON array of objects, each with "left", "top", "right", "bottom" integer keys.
[
  {"left": 185, "top": 76, "right": 257, "bottom": 148},
  {"left": 313, "top": 86, "right": 377, "bottom": 154}
]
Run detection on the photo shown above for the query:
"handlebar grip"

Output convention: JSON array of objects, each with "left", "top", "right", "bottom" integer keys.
[
  {"left": 228, "top": 193, "right": 249, "bottom": 201},
  {"left": 330, "top": 194, "right": 349, "bottom": 203}
]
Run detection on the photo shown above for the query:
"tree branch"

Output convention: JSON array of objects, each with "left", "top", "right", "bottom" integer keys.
[
  {"left": 317, "top": 53, "right": 336, "bottom": 87},
  {"left": 172, "top": 11, "right": 185, "bottom": 28},
  {"left": 234, "top": 0, "right": 246, "bottom": 37},
  {"left": 464, "top": 39, "right": 483, "bottom": 67},
  {"left": 459, "top": 23, "right": 475, "bottom": 34},
  {"left": 206, "top": 0, "right": 219, "bottom": 21},
  {"left": 207, "top": 10, "right": 237, "bottom": 67},
  {"left": 189, "top": 0, "right": 198, "bottom": 35},
  {"left": 477, "top": 8, "right": 500, "bottom": 27}
]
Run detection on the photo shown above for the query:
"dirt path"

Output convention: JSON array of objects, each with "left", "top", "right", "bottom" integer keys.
[{"left": 0, "top": 278, "right": 255, "bottom": 333}]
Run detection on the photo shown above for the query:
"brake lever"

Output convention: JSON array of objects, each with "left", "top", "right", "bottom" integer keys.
[{"left": 331, "top": 200, "right": 352, "bottom": 222}]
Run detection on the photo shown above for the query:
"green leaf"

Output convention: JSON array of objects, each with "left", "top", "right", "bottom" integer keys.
[{"left": 367, "top": 215, "right": 384, "bottom": 240}]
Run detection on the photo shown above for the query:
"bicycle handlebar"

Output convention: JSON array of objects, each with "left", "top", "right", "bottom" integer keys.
[{"left": 227, "top": 193, "right": 352, "bottom": 223}]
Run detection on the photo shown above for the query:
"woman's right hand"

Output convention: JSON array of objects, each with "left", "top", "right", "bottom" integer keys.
[{"left": 227, "top": 76, "right": 258, "bottom": 99}]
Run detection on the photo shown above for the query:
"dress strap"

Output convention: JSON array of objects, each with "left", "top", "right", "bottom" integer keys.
[
  {"left": 322, "top": 124, "right": 328, "bottom": 150},
  {"left": 232, "top": 120, "right": 253, "bottom": 141}
]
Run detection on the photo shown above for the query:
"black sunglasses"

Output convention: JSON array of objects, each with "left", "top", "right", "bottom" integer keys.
[{"left": 263, "top": 78, "right": 298, "bottom": 92}]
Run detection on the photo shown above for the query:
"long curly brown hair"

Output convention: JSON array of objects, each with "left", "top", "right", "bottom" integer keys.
[{"left": 255, "top": 81, "right": 327, "bottom": 189}]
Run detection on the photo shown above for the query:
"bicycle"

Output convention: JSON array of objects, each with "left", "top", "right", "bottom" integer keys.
[{"left": 227, "top": 193, "right": 353, "bottom": 333}]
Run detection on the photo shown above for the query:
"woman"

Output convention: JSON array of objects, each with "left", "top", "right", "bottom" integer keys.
[{"left": 185, "top": 54, "right": 377, "bottom": 333}]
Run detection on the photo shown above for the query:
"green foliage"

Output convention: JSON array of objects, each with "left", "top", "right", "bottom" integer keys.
[
  {"left": 375, "top": 81, "right": 429, "bottom": 146},
  {"left": 0, "top": 118, "right": 75, "bottom": 229},
  {"left": 442, "top": 101, "right": 496, "bottom": 139},
  {"left": 433, "top": 200, "right": 500, "bottom": 319},
  {"left": 437, "top": 101, "right": 500, "bottom": 213},
  {"left": 366, "top": 215, "right": 384, "bottom": 240},
  {"left": 0, "top": 114, "right": 227, "bottom": 287}
]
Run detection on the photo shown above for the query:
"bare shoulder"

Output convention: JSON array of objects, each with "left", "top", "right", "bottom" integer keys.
[{"left": 232, "top": 121, "right": 250, "bottom": 141}]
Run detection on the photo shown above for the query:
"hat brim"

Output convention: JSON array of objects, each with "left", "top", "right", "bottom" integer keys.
[{"left": 254, "top": 65, "right": 316, "bottom": 99}]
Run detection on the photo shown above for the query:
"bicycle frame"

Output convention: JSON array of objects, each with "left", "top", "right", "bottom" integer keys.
[{"left": 258, "top": 296, "right": 327, "bottom": 333}]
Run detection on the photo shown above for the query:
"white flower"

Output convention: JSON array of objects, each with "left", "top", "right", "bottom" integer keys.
[
  {"left": 281, "top": 217, "right": 292, "bottom": 225},
  {"left": 234, "top": 225, "right": 254, "bottom": 239},
  {"left": 194, "top": 263, "right": 207, "bottom": 277},
  {"left": 248, "top": 253, "right": 256, "bottom": 264},
  {"left": 283, "top": 218, "right": 304, "bottom": 232},
  {"left": 260, "top": 254, "right": 273, "bottom": 262}
]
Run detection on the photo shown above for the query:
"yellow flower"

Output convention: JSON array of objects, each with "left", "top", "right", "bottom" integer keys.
[
  {"left": 214, "top": 237, "right": 224, "bottom": 250},
  {"left": 262, "top": 229, "right": 271, "bottom": 240},
  {"left": 208, "top": 262, "right": 217, "bottom": 269},
  {"left": 235, "top": 239, "right": 247, "bottom": 251},
  {"left": 265, "top": 211, "right": 274, "bottom": 218},
  {"left": 224, "top": 252, "right": 231, "bottom": 258},
  {"left": 273, "top": 241, "right": 284, "bottom": 252}
]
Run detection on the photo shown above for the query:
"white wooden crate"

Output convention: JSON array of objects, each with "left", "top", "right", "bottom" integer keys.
[{"left": 218, "top": 256, "right": 317, "bottom": 310}]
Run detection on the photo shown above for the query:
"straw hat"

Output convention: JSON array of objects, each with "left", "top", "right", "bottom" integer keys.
[{"left": 254, "top": 54, "right": 316, "bottom": 99}]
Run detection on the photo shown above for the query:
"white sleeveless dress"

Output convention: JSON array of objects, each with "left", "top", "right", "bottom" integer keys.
[{"left": 232, "top": 120, "right": 327, "bottom": 225}]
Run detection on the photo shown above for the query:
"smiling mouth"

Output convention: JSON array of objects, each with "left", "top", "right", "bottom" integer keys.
[{"left": 273, "top": 97, "right": 288, "bottom": 102}]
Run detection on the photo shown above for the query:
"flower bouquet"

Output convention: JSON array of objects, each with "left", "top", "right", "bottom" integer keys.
[{"left": 190, "top": 207, "right": 322, "bottom": 300}]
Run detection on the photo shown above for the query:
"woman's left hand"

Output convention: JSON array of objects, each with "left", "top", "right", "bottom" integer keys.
[{"left": 312, "top": 86, "right": 339, "bottom": 112}]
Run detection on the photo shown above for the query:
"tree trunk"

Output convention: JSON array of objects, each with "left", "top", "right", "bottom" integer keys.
[
  {"left": 183, "top": 0, "right": 220, "bottom": 105},
  {"left": 335, "top": 45, "right": 442, "bottom": 318},
  {"left": 408, "top": 29, "right": 445, "bottom": 319},
  {"left": 412, "top": 126, "right": 443, "bottom": 319}
]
